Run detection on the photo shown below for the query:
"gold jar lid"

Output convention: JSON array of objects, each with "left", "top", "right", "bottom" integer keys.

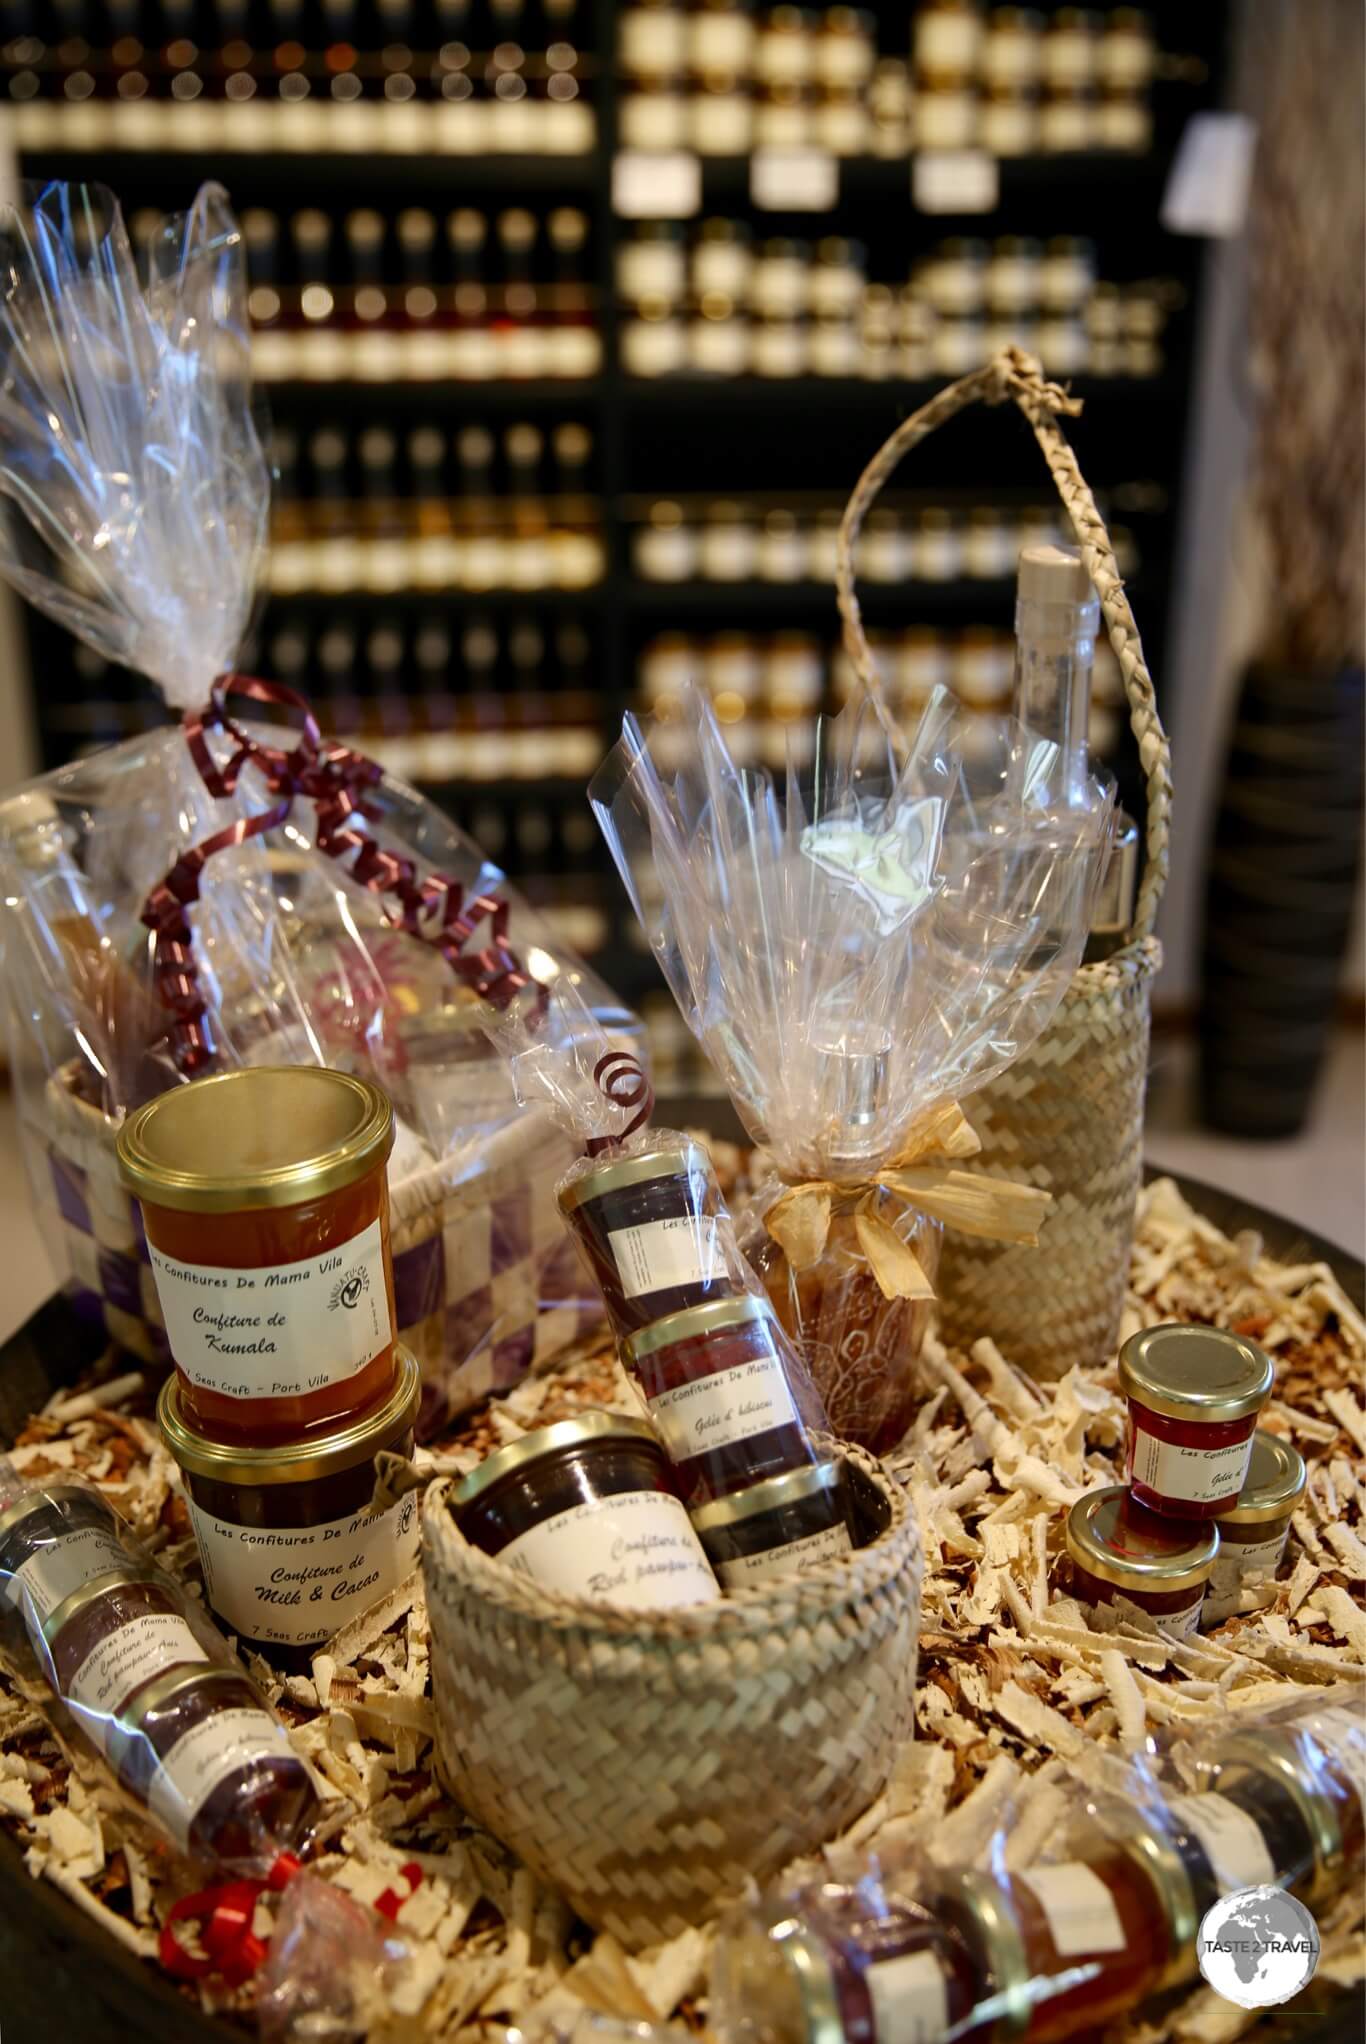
[
  {"left": 40, "top": 1566, "right": 170, "bottom": 1651},
  {"left": 1224, "top": 1430, "right": 1307, "bottom": 1526},
  {"left": 452, "top": 1409, "right": 662, "bottom": 1512},
  {"left": 118, "top": 1066, "right": 394, "bottom": 1213},
  {"left": 623, "top": 1292, "right": 773, "bottom": 1365},
  {"left": 1118, "top": 1323, "right": 1275, "bottom": 1425},
  {"left": 1065, "top": 1485, "right": 1219, "bottom": 1596},
  {"left": 690, "top": 1459, "right": 843, "bottom": 1536},
  {"left": 930, "top": 1867, "right": 1031, "bottom": 2040},
  {"left": 556, "top": 1138, "right": 710, "bottom": 1215},
  {"left": 159, "top": 1347, "right": 420, "bottom": 1488},
  {"left": 0, "top": 1481, "right": 112, "bottom": 1550},
  {"left": 719, "top": 1910, "right": 845, "bottom": 2044}
]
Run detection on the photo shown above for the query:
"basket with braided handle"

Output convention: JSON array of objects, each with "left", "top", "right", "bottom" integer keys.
[{"left": 837, "top": 348, "right": 1171, "bottom": 1377}]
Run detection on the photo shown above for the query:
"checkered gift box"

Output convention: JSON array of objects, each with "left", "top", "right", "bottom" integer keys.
[{"left": 41, "top": 1060, "right": 600, "bottom": 1429}]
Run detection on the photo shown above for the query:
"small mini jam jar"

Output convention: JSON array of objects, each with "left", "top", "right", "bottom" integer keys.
[
  {"left": 452, "top": 1410, "right": 719, "bottom": 1611},
  {"left": 557, "top": 1138, "right": 741, "bottom": 1338},
  {"left": 159, "top": 1347, "right": 422, "bottom": 1664},
  {"left": 1207, "top": 1429, "right": 1306, "bottom": 1601},
  {"left": 104, "top": 1663, "right": 317, "bottom": 1869},
  {"left": 1063, "top": 1485, "right": 1219, "bottom": 1637},
  {"left": 1118, "top": 1323, "right": 1275, "bottom": 1519},
  {"left": 119, "top": 1066, "right": 397, "bottom": 1447},
  {"left": 44, "top": 1573, "right": 213, "bottom": 1742},
  {"left": 691, "top": 1459, "right": 852, "bottom": 1589},
  {"left": 1209, "top": 1731, "right": 1355, "bottom": 1904},
  {"left": 623, "top": 1295, "right": 816, "bottom": 1507},
  {"left": 0, "top": 1480, "right": 135, "bottom": 1628}
]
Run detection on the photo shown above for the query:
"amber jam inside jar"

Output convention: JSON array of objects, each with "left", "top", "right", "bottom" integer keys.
[
  {"left": 691, "top": 1459, "right": 852, "bottom": 1589},
  {"left": 452, "top": 1409, "right": 719, "bottom": 1611},
  {"left": 712, "top": 1877, "right": 980, "bottom": 2044},
  {"left": 623, "top": 1295, "right": 817, "bottom": 1506},
  {"left": 1207, "top": 1429, "right": 1305, "bottom": 1601},
  {"left": 557, "top": 1138, "right": 742, "bottom": 1338},
  {"left": 1118, "top": 1323, "right": 1274, "bottom": 1520},
  {"left": 104, "top": 1664, "right": 317, "bottom": 1870},
  {"left": 158, "top": 1348, "right": 422, "bottom": 1667},
  {"left": 118, "top": 1066, "right": 397, "bottom": 1446},
  {"left": 1062, "top": 1485, "right": 1218, "bottom": 1637}
]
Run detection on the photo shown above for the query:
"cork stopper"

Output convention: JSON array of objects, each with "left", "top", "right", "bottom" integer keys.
[{"left": 1016, "top": 542, "right": 1095, "bottom": 607}]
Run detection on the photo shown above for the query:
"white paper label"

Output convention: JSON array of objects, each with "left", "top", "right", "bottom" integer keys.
[
  {"left": 913, "top": 150, "right": 1000, "bottom": 214},
  {"left": 500, "top": 1489, "right": 718, "bottom": 1609},
  {"left": 1304, "top": 1705, "right": 1366, "bottom": 1801},
  {"left": 1130, "top": 1422, "right": 1254, "bottom": 1504},
  {"left": 716, "top": 1519, "right": 852, "bottom": 1589},
  {"left": 149, "top": 1704, "right": 293, "bottom": 1851},
  {"left": 750, "top": 147, "right": 838, "bottom": 210},
  {"left": 1169, "top": 1792, "right": 1276, "bottom": 1894},
  {"left": 647, "top": 1351, "right": 799, "bottom": 1460},
  {"left": 188, "top": 1494, "right": 421, "bottom": 1648},
  {"left": 148, "top": 1218, "right": 391, "bottom": 1401},
  {"left": 7, "top": 1522, "right": 132, "bottom": 1624},
  {"left": 1018, "top": 1863, "right": 1126, "bottom": 1956},
  {"left": 608, "top": 1215, "right": 719, "bottom": 1302},
  {"left": 1209, "top": 1525, "right": 1289, "bottom": 1597},
  {"left": 68, "top": 1613, "right": 209, "bottom": 1747},
  {"left": 866, "top": 1948, "right": 949, "bottom": 2043},
  {"left": 613, "top": 149, "right": 702, "bottom": 219}
]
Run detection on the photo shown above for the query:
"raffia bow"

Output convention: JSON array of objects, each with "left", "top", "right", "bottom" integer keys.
[{"left": 764, "top": 1101, "right": 1051, "bottom": 1303}]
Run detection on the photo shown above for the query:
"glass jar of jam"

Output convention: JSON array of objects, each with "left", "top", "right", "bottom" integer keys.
[
  {"left": 119, "top": 1066, "right": 397, "bottom": 1446},
  {"left": 1204, "top": 1731, "right": 1352, "bottom": 1904},
  {"left": 103, "top": 1663, "right": 317, "bottom": 1871},
  {"left": 1161, "top": 1779, "right": 1300, "bottom": 1921},
  {"left": 451, "top": 1410, "right": 719, "bottom": 1611},
  {"left": 1062, "top": 1485, "right": 1219, "bottom": 1637},
  {"left": 1292, "top": 1697, "right": 1366, "bottom": 1863},
  {"left": 1207, "top": 1429, "right": 1306, "bottom": 1603},
  {"left": 1118, "top": 1324, "right": 1274, "bottom": 1519},
  {"left": 711, "top": 1875, "right": 981, "bottom": 2044},
  {"left": 691, "top": 1459, "right": 852, "bottom": 1590},
  {"left": 159, "top": 1347, "right": 422, "bottom": 1666},
  {"left": 623, "top": 1295, "right": 817, "bottom": 1507},
  {"left": 557, "top": 1137, "right": 743, "bottom": 1339},
  {"left": 44, "top": 1573, "right": 215, "bottom": 1748},
  {"left": 0, "top": 1479, "right": 137, "bottom": 1630}
]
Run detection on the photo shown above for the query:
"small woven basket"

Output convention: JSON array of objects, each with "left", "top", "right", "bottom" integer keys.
[
  {"left": 835, "top": 350, "right": 1172, "bottom": 1378},
  {"left": 424, "top": 1444, "right": 922, "bottom": 1949}
]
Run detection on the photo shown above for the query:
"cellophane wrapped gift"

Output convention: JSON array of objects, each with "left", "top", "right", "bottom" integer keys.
[
  {"left": 0, "top": 180, "right": 631, "bottom": 1430},
  {"left": 591, "top": 686, "right": 1113, "bottom": 1451}
]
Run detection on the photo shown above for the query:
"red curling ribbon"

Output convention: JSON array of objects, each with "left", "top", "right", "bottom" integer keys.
[
  {"left": 584, "top": 1049, "right": 654, "bottom": 1156},
  {"left": 159, "top": 1850, "right": 301, "bottom": 1987},
  {"left": 373, "top": 1862, "right": 424, "bottom": 1921},
  {"left": 141, "top": 674, "right": 545, "bottom": 1074}
]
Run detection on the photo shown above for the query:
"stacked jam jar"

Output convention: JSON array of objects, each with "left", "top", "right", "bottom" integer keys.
[
  {"left": 1061, "top": 1323, "right": 1295, "bottom": 1638},
  {"left": 117, "top": 1066, "right": 424, "bottom": 1664},
  {"left": 551, "top": 1135, "right": 854, "bottom": 1593}
]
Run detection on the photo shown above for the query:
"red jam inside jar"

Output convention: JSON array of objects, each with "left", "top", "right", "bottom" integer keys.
[
  {"left": 1207, "top": 1429, "right": 1306, "bottom": 1602},
  {"left": 452, "top": 1409, "right": 719, "bottom": 1610},
  {"left": 118, "top": 1066, "right": 398, "bottom": 1447},
  {"left": 104, "top": 1663, "right": 318, "bottom": 1870},
  {"left": 691, "top": 1459, "right": 852, "bottom": 1588},
  {"left": 46, "top": 1575, "right": 213, "bottom": 1739},
  {"left": 1117, "top": 1323, "right": 1274, "bottom": 1520},
  {"left": 1062, "top": 1484, "right": 1218, "bottom": 1638},
  {"left": 557, "top": 1138, "right": 743, "bottom": 1338},
  {"left": 623, "top": 1295, "right": 817, "bottom": 1507},
  {"left": 158, "top": 1347, "right": 422, "bottom": 1671}
]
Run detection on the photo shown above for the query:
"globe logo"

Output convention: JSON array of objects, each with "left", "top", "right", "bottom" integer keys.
[{"left": 1197, "top": 1886, "right": 1321, "bottom": 2009}]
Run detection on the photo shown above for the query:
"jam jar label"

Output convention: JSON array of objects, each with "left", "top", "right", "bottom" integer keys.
[
  {"left": 866, "top": 1948, "right": 950, "bottom": 2044},
  {"left": 6, "top": 1522, "right": 133, "bottom": 1624},
  {"left": 607, "top": 1215, "right": 720, "bottom": 1302},
  {"left": 1017, "top": 1863, "right": 1126, "bottom": 1955},
  {"left": 188, "top": 1494, "right": 421, "bottom": 1648},
  {"left": 647, "top": 1352, "right": 799, "bottom": 1462},
  {"left": 715, "top": 1519, "right": 852, "bottom": 1589},
  {"left": 1209, "top": 1526, "right": 1290, "bottom": 1597},
  {"left": 68, "top": 1613, "right": 210, "bottom": 1744},
  {"left": 500, "top": 1490, "right": 719, "bottom": 1609},
  {"left": 1111, "top": 1589, "right": 1204, "bottom": 1639},
  {"left": 1129, "top": 1423, "right": 1255, "bottom": 1505},
  {"left": 149, "top": 1704, "right": 294, "bottom": 1850},
  {"left": 1168, "top": 1792, "right": 1276, "bottom": 1894},
  {"left": 148, "top": 1218, "right": 391, "bottom": 1401}
]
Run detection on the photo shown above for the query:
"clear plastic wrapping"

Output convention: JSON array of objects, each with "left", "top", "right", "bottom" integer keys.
[{"left": 591, "top": 686, "right": 1114, "bottom": 1449}]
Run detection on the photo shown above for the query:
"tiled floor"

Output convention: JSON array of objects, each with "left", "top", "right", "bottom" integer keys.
[{"left": 0, "top": 1030, "right": 1360, "bottom": 1346}]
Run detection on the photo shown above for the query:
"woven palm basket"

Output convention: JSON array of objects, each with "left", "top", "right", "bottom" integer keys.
[
  {"left": 424, "top": 1443, "right": 921, "bottom": 1949},
  {"left": 835, "top": 349, "right": 1171, "bottom": 1379}
]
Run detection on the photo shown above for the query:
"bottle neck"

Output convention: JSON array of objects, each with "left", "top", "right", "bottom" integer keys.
[{"left": 1012, "top": 591, "right": 1097, "bottom": 807}]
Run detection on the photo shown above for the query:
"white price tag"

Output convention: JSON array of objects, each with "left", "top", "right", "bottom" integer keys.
[
  {"left": 613, "top": 150, "right": 702, "bottom": 219},
  {"left": 750, "top": 148, "right": 838, "bottom": 211},
  {"left": 913, "top": 150, "right": 1000, "bottom": 214},
  {"left": 1162, "top": 113, "right": 1257, "bottom": 238}
]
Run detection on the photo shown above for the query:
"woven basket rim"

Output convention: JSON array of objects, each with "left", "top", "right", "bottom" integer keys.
[
  {"left": 424, "top": 1440, "right": 916, "bottom": 1640},
  {"left": 1063, "top": 933, "right": 1163, "bottom": 991}
]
